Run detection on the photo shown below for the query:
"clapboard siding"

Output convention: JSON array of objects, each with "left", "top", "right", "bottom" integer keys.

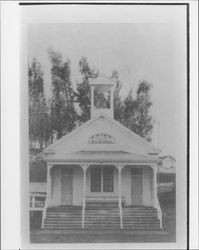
[
  {"left": 121, "top": 167, "right": 131, "bottom": 205},
  {"left": 51, "top": 167, "right": 61, "bottom": 206},
  {"left": 51, "top": 166, "right": 84, "bottom": 206},
  {"left": 122, "top": 166, "right": 154, "bottom": 206},
  {"left": 50, "top": 165, "right": 155, "bottom": 207},
  {"left": 143, "top": 167, "right": 153, "bottom": 206},
  {"left": 73, "top": 166, "right": 83, "bottom": 205}
]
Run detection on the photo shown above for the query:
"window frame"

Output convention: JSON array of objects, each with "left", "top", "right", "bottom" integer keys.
[
  {"left": 94, "top": 89, "right": 111, "bottom": 109},
  {"left": 103, "top": 167, "right": 114, "bottom": 192},
  {"left": 90, "top": 167, "right": 114, "bottom": 193}
]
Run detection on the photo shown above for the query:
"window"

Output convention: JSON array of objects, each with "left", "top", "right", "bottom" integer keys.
[
  {"left": 103, "top": 167, "right": 114, "bottom": 192},
  {"left": 90, "top": 167, "right": 114, "bottom": 192},
  {"left": 94, "top": 89, "right": 111, "bottom": 109}
]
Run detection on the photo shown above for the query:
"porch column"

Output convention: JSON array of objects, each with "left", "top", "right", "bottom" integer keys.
[
  {"left": 116, "top": 164, "right": 124, "bottom": 229},
  {"left": 42, "top": 163, "right": 53, "bottom": 228},
  {"left": 81, "top": 163, "right": 89, "bottom": 228},
  {"left": 152, "top": 164, "right": 163, "bottom": 229},
  {"left": 110, "top": 86, "right": 114, "bottom": 117},
  {"left": 46, "top": 163, "right": 53, "bottom": 207}
]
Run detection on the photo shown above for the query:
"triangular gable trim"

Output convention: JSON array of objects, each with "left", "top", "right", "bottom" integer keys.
[
  {"left": 43, "top": 113, "right": 160, "bottom": 154},
  {"left": 103, "top": 114, "right": 160, "bottom": 153},
  {"left": 43, "top": 115, "right": 101, "bottom": 152}
]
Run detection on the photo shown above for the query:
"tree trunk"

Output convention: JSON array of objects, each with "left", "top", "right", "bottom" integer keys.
[
  {"left": 57, "top": 130, "right": 62, "bottom": 139},
  {"left": 51, "top": 135, "right": 53, "bottom": 144},
  {"left": 40, "top": 140, "right": 43, "bottom": 150}
]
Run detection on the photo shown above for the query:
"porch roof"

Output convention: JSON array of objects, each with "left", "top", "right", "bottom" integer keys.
[{"left": 45, "top": 150, "right": 159, "bottom": 164}]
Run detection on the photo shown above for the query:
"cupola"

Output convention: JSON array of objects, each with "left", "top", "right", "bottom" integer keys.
[{"left": 89, "top": 75, "right": 115, "bottom": 119}]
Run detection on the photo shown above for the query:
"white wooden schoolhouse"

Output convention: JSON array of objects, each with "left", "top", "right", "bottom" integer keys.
[{"left": 40, "top": 75, "right": 163, "bottom": 230}]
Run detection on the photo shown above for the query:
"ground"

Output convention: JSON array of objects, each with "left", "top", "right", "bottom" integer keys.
[
  {"left": 30, "top": 191, "right": 176, "bottom": 243},
  {"left": 30, "top": 229, "right": 170, "bottom": 243}
]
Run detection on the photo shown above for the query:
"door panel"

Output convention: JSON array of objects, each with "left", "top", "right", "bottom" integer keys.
[
  {"left": 61, "top": 168, "right": 73, "bottom": 205},
  {"left": 131, "top": 173, "right": 143, "bottom": 205}
]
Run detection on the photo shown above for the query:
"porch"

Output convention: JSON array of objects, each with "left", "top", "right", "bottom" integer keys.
[{"left": 42, "top": 162, "right": 162, "bottom": 229}]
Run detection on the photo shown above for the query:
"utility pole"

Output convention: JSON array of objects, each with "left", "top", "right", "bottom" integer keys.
[
  {"left": 98, "top": 53, "right": 102, "bottom": 73},
  {"left": 157, "top": 121, "right": 160, "bottom": 149},
  {"left": 157, "top": 121, "right": 160, "bottom": 186},
  {"left": 126, "top": 66, "right": 133, "bottom": 93}
]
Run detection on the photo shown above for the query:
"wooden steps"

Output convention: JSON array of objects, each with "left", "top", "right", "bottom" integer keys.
[
  {"left": 44, "top": 206, "right": 82, "bottom": 229},
  {"left": 84, "top": 202, "right": 120, "bottom": 229},
  {"left": 43, "top": 204, "right": 161, "bottom": 230},
  {"left": 123, "top": 206, "right": 160, "bottom": 230}
]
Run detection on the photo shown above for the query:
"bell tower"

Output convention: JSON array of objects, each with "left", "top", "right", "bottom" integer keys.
[{"left": 89, "top": 75, "right": 115, "bottom": 119}]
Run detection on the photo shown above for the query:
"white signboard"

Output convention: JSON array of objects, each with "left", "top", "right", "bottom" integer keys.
[{"left": 88, "top": 133, "right": 115, "bottom": 144}]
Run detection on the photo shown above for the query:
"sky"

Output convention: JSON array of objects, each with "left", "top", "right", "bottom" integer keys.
[{"left": 27, "top": 6, "right": 187, "bottom": 157}]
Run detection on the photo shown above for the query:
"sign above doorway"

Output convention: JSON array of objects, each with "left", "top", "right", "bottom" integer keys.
[{"left": 88, "top": 133, "right": 115, "bottom": 144}]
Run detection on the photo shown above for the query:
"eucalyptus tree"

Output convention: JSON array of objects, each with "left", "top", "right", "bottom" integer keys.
[
  {"left": 28, "top": 58, "right": 50, "bottom": 149},
  {"left": 75, "top": 57, "right": 99, "bottom": 124},
  {"left": 123, "top": 80, "right": 154, "bottom": 142},
  {"left": 48, "top": 48, "right": 77, "bottom": 140}
]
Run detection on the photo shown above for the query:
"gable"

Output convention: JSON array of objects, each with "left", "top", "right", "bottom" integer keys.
[{"left": 43, "top": 114, "right": 159, "bottom": 159}]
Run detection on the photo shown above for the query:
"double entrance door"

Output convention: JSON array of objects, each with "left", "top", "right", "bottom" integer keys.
[
  {"left": 131, "top": 168, "right": 143, "bottom": 205},
  {"left": 61, "top": 168, "right": 73, "bottom": 205}
]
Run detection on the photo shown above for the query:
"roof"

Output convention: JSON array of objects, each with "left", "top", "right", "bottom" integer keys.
[
  {"left": 89, "top": 75, "right": 115, "bottom": 86},
  {"left": 45, "top": 150, "right": 159, "bottom": 164},
  {"left": 159, "top": 155, "right": 176, "bottom": 161}
]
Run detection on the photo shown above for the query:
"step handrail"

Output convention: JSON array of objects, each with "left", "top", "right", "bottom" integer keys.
[
  {"left": 155, "top": 196, "right": 162, "bottom": 228},
  {"left": 119, "top": 204, "right": 123, "bottom": 228},
  {"left": 42, "top": 205, "right": 47, "bottom": 228},
  {"left": 41, "top": 194, "right": 48, "bottom": 228},
  {"left": 82, "top": 201, "right": 86, "bottom": 228}
]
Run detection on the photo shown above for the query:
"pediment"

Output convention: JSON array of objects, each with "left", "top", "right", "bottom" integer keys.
[{"left": 43, "top": 114, "right": 159, "bottom": 160}]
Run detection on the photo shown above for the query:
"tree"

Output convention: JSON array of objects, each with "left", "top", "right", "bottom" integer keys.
[
  {"left": 48, "top": 48, "right": 77, "bottom": 139},
  {"left": 28, "top": 58, "right": 44, "bottom": 103},
  {"left": 28, "top": 58, "right": 51, "bottom": 149},
  {"left": 111, "top": 70, "right": 124, "bottom": 122},
  {"left": 29, "top": 148, "right": 47, "bottom": 182},
  {"left": 122, "top": 80, "right": 154, "bottom": 141},
  {"left": 37, "top": 97, "right": 51, "bottom": 148},
  {"left": 75, "top": 57, "right": 99, "bottom": 124},
  {"left": 122, "top": 89, "right": 138, "bottom": 129}
]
